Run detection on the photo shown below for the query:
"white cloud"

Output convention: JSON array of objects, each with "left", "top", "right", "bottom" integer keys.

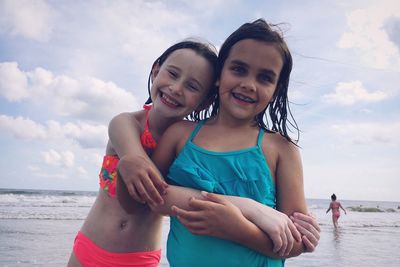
[
  {"left": 41, "top": 149, "right": 75, "bottom": 168},
  {"left": 331, "top": 122, "right": 400, "bottom": 145},
  {"left": 0, "top": 62, "right": 139, "bottom": 123},
  {"left": 338, "top": 2, "right": 400, "bottom": 69},
  {"left": 0, "top": 0, "right": 55, "bottom": 41},
  {"left": 102, "top": 1, "right": 198, "bottom": 64},
  {"left": 0, "top": 115, "right": 107, "bottom": 148},
  {"left": 0, "top": 115, "right": 47, "bottom": 139},
  {"left": 46, "top": 120, "right": 108, "bottom": 148},
  {"left": 0, "top": 62, "right": 29, "bottom": 101},
  {"left": 323, "top": 80, "right": 387, "bottom": 105}
]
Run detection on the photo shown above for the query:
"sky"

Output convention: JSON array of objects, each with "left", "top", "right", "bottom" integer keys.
[{"left": 0, "top": 0, "right": 399, "bottom": 202}]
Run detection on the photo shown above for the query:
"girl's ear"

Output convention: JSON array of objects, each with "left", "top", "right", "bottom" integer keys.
[
  {"left": 215, "top": 79, "right": 220, "bottom": 87},
  {"left": 150, "top": 63, "right": 161, "bottom": 82}
]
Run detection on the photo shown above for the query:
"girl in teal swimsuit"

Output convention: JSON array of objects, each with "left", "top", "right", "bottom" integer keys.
[{"left": 150, "top": 18, "right": 316, "bottom": 266}]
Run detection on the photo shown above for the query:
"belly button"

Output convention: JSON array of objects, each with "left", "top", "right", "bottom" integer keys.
[{"left": 120, "top": 221, "right": 127, "bottom": 229}]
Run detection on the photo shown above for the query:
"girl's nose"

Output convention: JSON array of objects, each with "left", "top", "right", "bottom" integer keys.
[
  {"left": 169, "top": 82, "right": 183, "bottom": 96},
  {"left": 239, "top": 77, "right": 256, "bottom": 92}
]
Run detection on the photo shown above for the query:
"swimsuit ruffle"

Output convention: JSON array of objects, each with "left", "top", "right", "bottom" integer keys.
[{"left": 168, "top": 161, "right": 275, "bottom": 207}]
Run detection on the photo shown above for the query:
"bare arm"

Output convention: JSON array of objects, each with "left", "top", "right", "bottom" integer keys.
[
  {"left": 108, "top": 112, "right": 167, "bottom": 206},
  {"left": 151, "top": 184, "right": 300, "bottom": 255},
  {"left": 326, "top": 205, "right": 332, "bottom": 214},
  {"left": 275, "top": 139, "right": 308, "bottom": 257},
  {"left": 108, "top": 113, "right": 143, "bottom": 157},
  {"left": 339, "top": 203, "right": 347, "bottom": 214}
]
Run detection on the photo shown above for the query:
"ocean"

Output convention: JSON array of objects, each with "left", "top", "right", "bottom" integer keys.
[{"left": 1, "top": 188, "right": 400, "bottom": 267}]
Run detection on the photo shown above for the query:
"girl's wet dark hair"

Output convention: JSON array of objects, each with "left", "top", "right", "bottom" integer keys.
[
  {"left": 145, "top": 40, "right": 218, "bottom": 121},
  {"left": 331, "top": 194, "right": 337, "bottom": 201},
  {"left": 211, "top": 18, "right": 300, "bottom": 144}
]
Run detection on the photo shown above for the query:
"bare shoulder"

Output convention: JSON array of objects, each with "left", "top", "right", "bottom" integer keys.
[
  {"left": 165, "top": 120, "right": 198, "bottom": 135},
  {"left": 262, "top": 131, "right": 300, "bottom": 159},
  {"left": 109, "top": 111, "right": 144, "bottom": 129},
  {"left": 163, "top": 120, "right": 199, "bottom": 149},
  {"left": 106, "top": 111, "right": 146, "bottom": 155}
]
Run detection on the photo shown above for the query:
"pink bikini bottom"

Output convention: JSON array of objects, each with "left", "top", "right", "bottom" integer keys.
[{"left": 73, "top": 231, "right": 161, "bottom": 267}]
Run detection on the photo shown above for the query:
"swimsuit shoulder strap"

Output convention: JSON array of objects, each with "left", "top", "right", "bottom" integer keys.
[
  {"left": 257, "top": 127, "right": 265, "bottom": 148},
  {"left": 188, "top": 120, "right": 206, "bottom": 142},
  {"left": 140, "top": 105, "right": 157, "bottom": 150}
]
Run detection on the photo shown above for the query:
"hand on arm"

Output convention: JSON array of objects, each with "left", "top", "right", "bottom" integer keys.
[
  {"left": 169, "top": 191, "right": 282, "bottom": 258},
  {"left": 171, "top": 192, "right": 246, "bottom": 239},
  {"left": 290, "top": 212, "right": 320, "bottom": 252},
  {"left": 151, "top": 185, "right": 302, "bottom": 258},
  {"left": 275, "top": 140, "right": 318, "bottom": 256},
  {"left": 235, "top": 195, "right": 320, "bottom": 254},
  {"left": 228, "top": 195, "right": 301, "bottom": 256},
  {"left": 117, "top": 154, "right": 168, "bottom": 206},
  {"left": 108, "top": 112, "right": 167, "bottom": 205}
]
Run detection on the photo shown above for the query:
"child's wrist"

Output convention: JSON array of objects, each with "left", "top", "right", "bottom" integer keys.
[{"left": 239, "top": 198, "right": 257, "bottom": 221}]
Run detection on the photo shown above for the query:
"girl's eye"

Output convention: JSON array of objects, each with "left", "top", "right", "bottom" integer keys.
[
  {"left": 168, "top": 70, "right": 178, "bottom": 78},
  {"left": 259, "top": 74, "right": 274, "bottom": 84},
  {"left": 231, "top": 65, "right": 246, "bottom": 75},
  {"left": 187, "top": 82, "right": 199, "bottom": 91},
  {"left": 259, "top": 75, "right": 273, "bottom": 83}
]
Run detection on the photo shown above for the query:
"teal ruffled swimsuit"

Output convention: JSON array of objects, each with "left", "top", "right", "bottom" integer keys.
[{"left": 166, "top": 120, "right": 284, "bottom": 267}]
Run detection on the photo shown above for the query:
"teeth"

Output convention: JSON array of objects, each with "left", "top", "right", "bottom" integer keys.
[
  {"left": 232, "top": 93, "right": 255, "bottom": 103},
  {"left": 162, "top": 93, "right": 179, "bottom": 106}
]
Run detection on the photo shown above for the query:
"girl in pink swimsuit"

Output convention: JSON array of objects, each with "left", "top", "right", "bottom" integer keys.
[
  {"left": 67, "top": 40, "right": 220, "bottom": 267},
  {"left": 326, "top": 193, "right": 347, "bottom": 228}
]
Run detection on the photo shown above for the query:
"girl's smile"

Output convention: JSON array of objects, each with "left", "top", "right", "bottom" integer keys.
[
  {"left": 218, "top": 39, "right": 283, "bottom": 122},
  {"left": 159, "top": 91, "right": 181, "bottom": 108},
  {"left": 231, "top": 92, "right": 256, "bottom": 105},
  {"left": 150, "top": 48, "right": 214, "bottom": 119}
]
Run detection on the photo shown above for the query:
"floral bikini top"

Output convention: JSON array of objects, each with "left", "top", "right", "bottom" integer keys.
[{"left": 99, "top": 105, "right": 157, "bottom": 197}]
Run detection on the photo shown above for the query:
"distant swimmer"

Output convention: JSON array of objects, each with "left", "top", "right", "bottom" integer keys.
[{"left": 326, "top": 194, "right": 347, "bottom": 228}]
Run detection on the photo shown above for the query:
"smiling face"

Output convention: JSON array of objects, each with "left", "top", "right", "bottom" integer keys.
[
  {"left": 217, "top": 39, "right": 283, "bottom": 123},
  {"left": 150, "top": 48, "right": 214, "bottom": 120}
]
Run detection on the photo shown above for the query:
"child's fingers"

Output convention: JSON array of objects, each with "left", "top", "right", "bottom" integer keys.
[
  {"left": 284, "top": 226, "right": 294, "bottom": 256},
  {"left": 177, "top": 216, "right": 207, "bottom": 231},
  {"left": 201, "top": 191, "right": 229, "bottom": 205},
  {"left": 135, "top": 181, "right": 154, "bottom": 205},
  {"left": 188, "top": 197, "right": 219, "bottom": 211},
  {"left": 292, "top": 212, "right": 312, "bottom": 222},
  {"left": 293, "top": 212, "right": 321, "bottom": 232},
  {"left": 294, "top": 222, "right": 319, "bottom": 247},
  {"left": 278, "top": 230, "right": 288, "bottom": 257},
  {"left": 141, "top": 175, "right": 164, "bottom": 205},
  {"left": 149, "top": 170, "right": 168, "bottom": 194},
  {"left": 271, "top": 235, "right": 283, "bottom": 254},
  {"left": 288, "top": 219, "right": 302, "bottom": 242},
  {"left": 171, "top": 206, "right": 204, "bottom": 222},
  {"left": 301, "top": 235, "right": 315, "bottom": 252},
  {"left": 291, "top": 216, "right": 320, "bottom": 241},
  {"left": 126, "top": 183, "right": 143, "bottom": 203}
]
